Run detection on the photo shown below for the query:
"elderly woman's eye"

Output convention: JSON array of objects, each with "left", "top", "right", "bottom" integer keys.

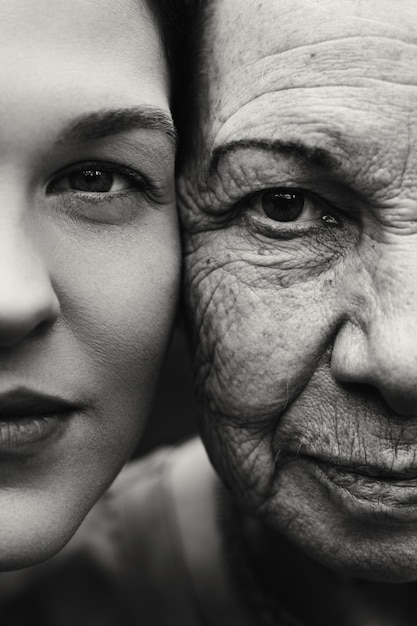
[
  {"left": 47, "top": 163, "right": 144, "bottom": 195},
  {"left": 262, "top": 189, "right": 305, "bottom": 221},
  {"left": 250, "top": 187, "right": 340, "bottom": 227}
]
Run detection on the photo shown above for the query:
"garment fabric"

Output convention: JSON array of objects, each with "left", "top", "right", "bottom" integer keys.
[{"left": 0, "top": 438, "right": 255, "bottom": 626}]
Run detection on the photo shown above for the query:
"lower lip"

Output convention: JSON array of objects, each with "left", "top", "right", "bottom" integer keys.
[
  {"left": 310, "top": 459, "right": 417, "bottom": 522},
  {"left": 0, "top": 414, "right": 70, "bottom": 456}
]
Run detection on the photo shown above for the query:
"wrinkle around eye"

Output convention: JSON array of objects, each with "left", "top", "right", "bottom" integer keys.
[
  {"left": 177, "top": 155, "right": 260, "bottom": 221},
  {"left": 178, "top": 142, "right": 363, "bottom": 243},
  {"left": 180, "top": 140, "right": 344, "bottom": 225}
]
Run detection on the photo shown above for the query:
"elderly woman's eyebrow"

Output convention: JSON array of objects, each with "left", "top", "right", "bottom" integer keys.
[
  {"left": 55, "top": 106, "right": 178, "bottom": 149},
  {"left": 208, "top": 138, "right": 339, "bottom": 176}
]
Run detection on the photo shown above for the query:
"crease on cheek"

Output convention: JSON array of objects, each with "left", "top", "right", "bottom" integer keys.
[
  {"left": 274, "top": 362, "right": 417, "bottom": 468},
  {"left": 191, "top": 275, "right": 335, "bottom": 425},
  {"left": 193, "top": 317, "right": 338, "bottom": 516}
]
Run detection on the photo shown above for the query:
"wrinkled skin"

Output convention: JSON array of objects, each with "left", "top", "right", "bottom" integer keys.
[
  {"left": 179, "top": 0, "right": 417, "bottom": 605},
  {"left": 0, "top": 0, "right": 179, "bottom": 569}
]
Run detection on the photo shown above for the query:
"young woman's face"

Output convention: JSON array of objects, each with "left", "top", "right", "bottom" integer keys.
[{"left": 0, "top": 0, "right": 179, "bottom": 569}]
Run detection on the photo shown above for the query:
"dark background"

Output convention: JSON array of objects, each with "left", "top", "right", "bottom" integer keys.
[{"left": 134, "top": 323, "right": 197, "bottom": 457}]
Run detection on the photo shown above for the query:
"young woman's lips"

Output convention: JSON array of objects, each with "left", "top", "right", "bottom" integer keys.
[{"left": 0, "top": 389, "right": 78, "bottom": 455}]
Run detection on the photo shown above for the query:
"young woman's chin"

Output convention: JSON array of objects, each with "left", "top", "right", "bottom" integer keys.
[{"left": 0, "top": 507, "right": 81, "bottom": 571}]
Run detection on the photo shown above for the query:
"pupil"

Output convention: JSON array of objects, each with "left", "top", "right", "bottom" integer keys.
[
  {"left": 69, "top": 170, "right": 113, "bottom": 192},
  {"left": 261, "top": 189, "right": 304, "bottom": 222}
]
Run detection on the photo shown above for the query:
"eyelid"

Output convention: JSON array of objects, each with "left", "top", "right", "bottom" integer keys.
[
  {"left": 202, "top": 148, "right": 362, "bottom": 218},
  {"left": 239, "top": 186, "right": 342, "bottom": 236},
  {"left": 46, "top": 160, "right": 152, "bottom": 195},
  {"left": 247, "top": 187, "right": 331, "bottom": 217}
]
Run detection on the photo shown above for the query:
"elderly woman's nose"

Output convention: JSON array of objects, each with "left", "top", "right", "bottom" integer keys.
[
  {"left": 0, "top": 225, "right": 59, "bottom": 347},
  {"left": 331, "top": 319, "right": 417, "bottom": 415},
  {"left": 331, "top": 253, "right": 417, "bottom": 416}
]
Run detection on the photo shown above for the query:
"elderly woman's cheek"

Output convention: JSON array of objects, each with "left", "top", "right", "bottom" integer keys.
[
  {"left": 186, "top": 249, "right": 337, "bottom": 425},
  {"left": 184, "top": 248, "right": 340, "bottom": 512}
]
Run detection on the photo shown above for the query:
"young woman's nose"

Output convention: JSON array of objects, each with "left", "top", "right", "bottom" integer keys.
[
  {"left": 331, "top": 246, "right": 417, "bottom": 416},
  {"left": 0, "top": 223, "right": 59, "bottom": 347}
]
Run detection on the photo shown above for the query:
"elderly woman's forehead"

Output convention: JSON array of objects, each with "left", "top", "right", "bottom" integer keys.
[
  {"left": 207, "top": 0, "right": 417, "bottom": 45},
  {"left": 187, "top": 0, "right": 417, "bottom": 154},
  {"left": 201, "top": 0, "right": 417, "bottom": 76}
]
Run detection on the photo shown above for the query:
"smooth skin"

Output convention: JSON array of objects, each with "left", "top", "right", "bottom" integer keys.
[
  {"left": 0, "top": 0, "right": 179, "bottom": 569},
  {"left": 179, "top": 0, "right": 417, "bottom": 622}
]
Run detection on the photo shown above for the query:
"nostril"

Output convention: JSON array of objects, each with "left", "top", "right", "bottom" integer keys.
[
  {"left": 30, "top": 317, "right": 56, "bottom": 338},
  {"left": 379, "top": 387, "right": 417, "bottom": 418},
  {"left": 337, "top": 380, "right": 384, "bottom": 408}
]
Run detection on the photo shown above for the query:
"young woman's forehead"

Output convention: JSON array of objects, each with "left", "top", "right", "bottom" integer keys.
[
  {"left": 0, "top": 0, "right": 152, "bottom": 41},
  {"left": 0, "top": 0, "right": 169, "bottom": 148}
]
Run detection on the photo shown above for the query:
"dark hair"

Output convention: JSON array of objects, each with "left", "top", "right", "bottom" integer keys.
[
  {"left": 168, "top": 0, "right": 210, "bottom": 155},
  {"left": 147, "top": 0, "right": 187, "bottom": 87},
  {"left": 147, "top": 0, "right": 208, "bottom": 145}
]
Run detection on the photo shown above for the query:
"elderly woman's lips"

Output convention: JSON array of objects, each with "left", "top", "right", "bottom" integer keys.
[
  {"left": 321, "top": 462, "right": 417, "bottom": 481},
  {"left": 313, "top": 458, "right": 417, "bottom": 513}
]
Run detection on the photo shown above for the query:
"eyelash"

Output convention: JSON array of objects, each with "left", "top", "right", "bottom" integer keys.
[
  {"left": 46, "top": 161, "right": 152, "bottom": 199},
  {"left": 238, "top": 187, "right": 342, "bottom": 238}
]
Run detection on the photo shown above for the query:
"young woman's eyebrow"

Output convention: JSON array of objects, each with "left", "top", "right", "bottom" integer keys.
[{"left": 55, "top": 106, "right": 178, "bottom": 149}]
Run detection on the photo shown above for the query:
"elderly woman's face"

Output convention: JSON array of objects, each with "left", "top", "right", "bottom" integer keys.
[
  {"left": 179, "top": 0, "right": 417, "bottom": 581},
  {"left": 0, "top": 0, "right": 179, "bottom": 569}
]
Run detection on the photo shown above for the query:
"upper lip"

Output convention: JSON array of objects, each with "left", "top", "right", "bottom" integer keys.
[
  {"left": 315, "top": 457, "right": 417, "bottom": 481},
  {"left": 285, "top": 447, "right": 417, "bottom": 480},
  {"left": 0, "top": 387, "right": 78, "bottom": 420}
]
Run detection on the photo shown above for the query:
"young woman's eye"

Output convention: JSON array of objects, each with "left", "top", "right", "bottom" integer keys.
[
  {"left": 251, "top": 187, "right": 339, "bottom": 225},
  {"left": 47, "top": 164, "right": 142, "bottom": 195},
  {"left": 44, "top": 162, "right": 155, "bottom": 225}
]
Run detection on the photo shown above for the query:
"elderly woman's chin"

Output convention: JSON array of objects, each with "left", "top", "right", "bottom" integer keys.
[
  {"left": 301, "top": 524, "right": 417, "bottom": 584},
  {"left": 205, "top": 425, "right": 417, "bottom": 586},
  {"left": 312, "top": 535, "right": 417, "bottom": 584},
  {"left": 262, "top": 464, "right": 417, "bottom": 584}
]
